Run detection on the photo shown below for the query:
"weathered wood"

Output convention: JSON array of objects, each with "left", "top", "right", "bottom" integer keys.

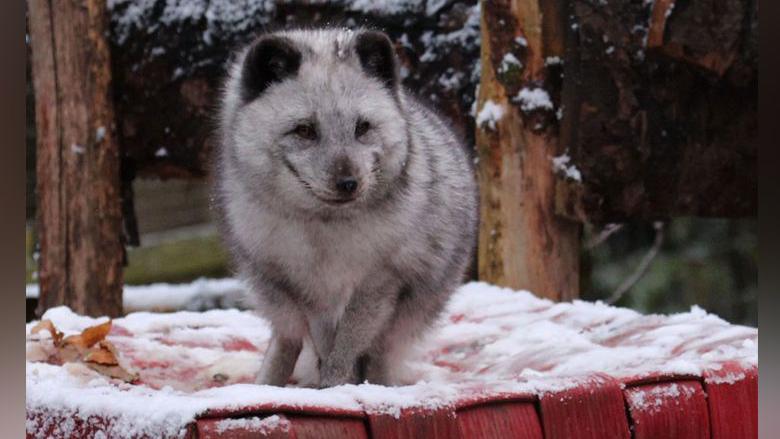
[
  {"left": 559, "top": 0, "right": 757, "bottom": 223},
  {"left": 475, "top": 0, "right": 581, "bottom": 300},
  {"left": 29, "top": 0, "right": 124, "bottom": 317}
]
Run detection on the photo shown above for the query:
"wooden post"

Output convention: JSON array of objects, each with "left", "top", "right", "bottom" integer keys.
[
  {"left": 29, "top": 0, "right": 124, "bottom": 317},
  {"left": 476, "top": 0, "right": 580, "bottom": 301}
]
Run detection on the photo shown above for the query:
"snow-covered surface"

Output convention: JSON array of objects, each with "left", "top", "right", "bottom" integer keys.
[
  {"left": 213, "top": 415, "right": 290, "bottom": 434},
  {"left": 626, "top": 382, "right": 698, "bottom": 415},
  {"left": 476, "top": 100, "right": 504, "bottom": 131},
  {"left": 26, "top": 281, "right": 757, "bottom": 438},
  {"left": 552, "top": 153, "right": 583, "bottom": 181}
]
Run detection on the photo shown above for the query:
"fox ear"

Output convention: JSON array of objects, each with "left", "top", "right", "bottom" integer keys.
[
  {"left": 241, "top": 36, "right": 301, "bottom": 103},
  {"left": 355, "top": 31, "right": 398, "bottom": 91}
]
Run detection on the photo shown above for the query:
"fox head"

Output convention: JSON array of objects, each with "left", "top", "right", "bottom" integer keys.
[{"left": 226, "top": 29, "right": 410, "bottom": 217}]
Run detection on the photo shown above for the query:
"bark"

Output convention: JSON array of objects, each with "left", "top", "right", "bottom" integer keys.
[
  {"left": 558, "top": 0, "right": 757, "bottom": 223},
  {"left": 29, "top": 0, "right": 124, "bottom": 317},
  {"left": 476, "top": 0, "right": 581, "bottom": 300}
]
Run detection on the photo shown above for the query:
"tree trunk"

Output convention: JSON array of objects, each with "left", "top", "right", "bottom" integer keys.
[
  {"left": 476, "top": 0, "right": 580, "bottom": 301},
  {"left": 29, "top": 0, "right": 124, "bottom": 317}
]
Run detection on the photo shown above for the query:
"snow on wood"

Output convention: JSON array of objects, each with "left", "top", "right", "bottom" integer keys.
[
  {"left": 513, "top": 87, "right": 554, "bottom": 113},
  {"left": 551, "top": 153, "right": 582, "bottom": 182},
  {"left": 475, "top": 100, "right": 504, "bottom": 131},
  {"left": 26, "top": 281, "right": 757, "bottom": 438},
  {"left": 213, "top": 414, "right": 290, "bottom": 435}
]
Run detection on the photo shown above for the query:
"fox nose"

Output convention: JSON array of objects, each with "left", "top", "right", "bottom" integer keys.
[{"left": 335, "top": 177, "right": 358, "bottom": 195}]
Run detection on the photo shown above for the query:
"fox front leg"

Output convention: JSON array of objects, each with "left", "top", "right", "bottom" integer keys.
[
  {"left": 319, "top": 277, "right": 401, "bottom": 388},
  {"left": 257, "top": 332, "right": 302, "bottom": 386}
]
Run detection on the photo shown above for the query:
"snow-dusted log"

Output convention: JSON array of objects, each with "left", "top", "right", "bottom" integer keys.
[
  {"left": 475, "top": 0, "right": 581, "bottom": 300},
  {"left": 29, "top": 0, "right": 124, "bottom": 317}
]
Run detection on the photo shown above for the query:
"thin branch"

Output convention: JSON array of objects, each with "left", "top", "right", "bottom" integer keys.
[
  {"left": 586, "top": 223, "right": 624, "bottom": 250},
  {"left": 607, "top": 221, "right": 665, "bottom": 305}
]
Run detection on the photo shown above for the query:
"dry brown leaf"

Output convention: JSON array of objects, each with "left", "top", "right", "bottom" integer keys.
[
  {"left": 30, "top": 319, "right": 64, "bottom": 345},
  {"left": 86, "top": 363, "right": 138, "bottom": 383},
  {"left": 28, "top": 318, "right": 137, "bottom": 383},
  {"left": 63, "top": 320, "right": 112, "bottom": 350},
  {"left": 83, "top": 342, "right": 119, "bottom": 366}
]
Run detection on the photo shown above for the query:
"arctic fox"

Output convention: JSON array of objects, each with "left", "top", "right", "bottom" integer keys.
[{"left": 215, "top": 28, "right": 477, "bottom": 387}]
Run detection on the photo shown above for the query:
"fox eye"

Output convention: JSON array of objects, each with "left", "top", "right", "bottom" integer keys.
[
  {"left": 292, "top": 123, "right": 317, "bottom": 140},
  {"left": 355, "top": 119, "right": 371, "bottom": 138}
]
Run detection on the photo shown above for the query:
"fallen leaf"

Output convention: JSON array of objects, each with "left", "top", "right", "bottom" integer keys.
[
  {"left": 27, "top": 319, "right": 137, "bottom": 383},
  {"left": 86, "top": 363, "right": 138, "bottom": 383},
  {"left": 63, "top": 320, "right": 112, "bottom": 350},
  {"left": 84, "top": 341, "right": 119, "bottom": 366},
  {"left": 30, "top": 320, "right": 63, "bottom": 345}
]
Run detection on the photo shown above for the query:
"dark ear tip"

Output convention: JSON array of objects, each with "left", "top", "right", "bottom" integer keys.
[
  {"left": 356, "top": 30, "right": 393, "bottom": 46},
  {"left": 355, "top": 31, "right": 398, "bottom": 89},
  {"left": 240, "top": 35, "right": 302, "bottom": 103}
]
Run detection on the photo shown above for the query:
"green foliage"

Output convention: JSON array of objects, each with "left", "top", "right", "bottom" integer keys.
[{"left": 583, "top": 218, "right": 757, "bottom": 325}]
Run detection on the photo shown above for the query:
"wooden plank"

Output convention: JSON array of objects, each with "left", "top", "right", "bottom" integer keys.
[
  {"left": 368, "top": 408, "right": 460, "bottom": 439},
  {"left": 29, "top": 0, "right": 124, "bottom": 317},
  {"left": 703, "top": 363, "right": 758, "bottom": 439},
  {"left": 457, "top": 401, "right": 543, "bottom": 439},
  {"left": 624, "top": 380, "right": 710, "bottom": 439},
  {"left": 286, "top": 415, "right": 368, "bottom": 439},
  {"left": 538, "top": 376, "right": 630, "bottom": 439}
]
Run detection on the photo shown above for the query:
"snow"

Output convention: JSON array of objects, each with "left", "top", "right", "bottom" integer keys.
[
  {"left": 498, "top": 53, "right": 523, "bottom": 75},
  {"left": 476, "top": 100, "right": 504, "bottom": 131},
  {"left": 437, "top": 69, "right": 465, "bottom": 91},
  {"left": 414, "top": 3, "right": 480, "bottom": 63},
  {"left": 70, "top": 144, "right": 85, "bottom": 155},
  {"left": 95, "top": 126, "right": 107, "bottom": 142},
  {"left": 108, "top": 0, "right": 277, "bottom": 44},
  {"left": 214, "top": 415, "right": 290, "bottom": 434},
  {"left": 552, "top": 153, "right": 582, "bottom": 181},
  {"left": 26, "top": 281, "right": 757, "bottom": 438},
  {"left": 514, "top": 87, "right": 554, "bottom": 112},
  {"left": 347, "top": 0, "right": 423, "bottom": 15},
  {"left": 626, "top": 383, "right": 697, "bottom": 414}
]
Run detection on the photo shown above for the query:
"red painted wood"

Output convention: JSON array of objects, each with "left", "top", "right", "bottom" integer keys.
[
  {"left": 197, "top": 415, "right": 292, "bottom": 438},
  {"left": 201, "top": 404, "right": 365, "bottom": 420},
  {"left": 624, "top": 380, "right": 710, "bottom": 439},
  {"left": 286, "top": 415, "right": 369, "bottom": 439},
  {"left": 368, "top": 408, "right": 460, "bottom": 439},
  {"left": 538, "top": 375, "right": 631, "bottom": 439},
  {"left": 703, "top": 363, "right": 758, "bottom": 439},
  {"left": 457, "top": 402, "right": 543, "bottom": 439}
]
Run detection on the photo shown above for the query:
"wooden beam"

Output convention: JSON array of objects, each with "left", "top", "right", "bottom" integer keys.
[
  {"left": 29, "top": 0, "right": 124, "bottom": 317},
  {"left": 476, "top": 0, "right": 580, "bottom": 301}
]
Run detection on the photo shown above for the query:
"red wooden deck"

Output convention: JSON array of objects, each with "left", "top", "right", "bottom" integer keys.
[
  {"left": 26, "top": 284, "right": 758, "bottom": 438},
  {"left": 25, "top": 365, "right": 758, "bottom": 438}
]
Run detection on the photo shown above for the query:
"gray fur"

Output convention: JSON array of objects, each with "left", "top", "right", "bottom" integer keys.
[{"left": 214, "top": 28, "right": 478, "bottom": 387}]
